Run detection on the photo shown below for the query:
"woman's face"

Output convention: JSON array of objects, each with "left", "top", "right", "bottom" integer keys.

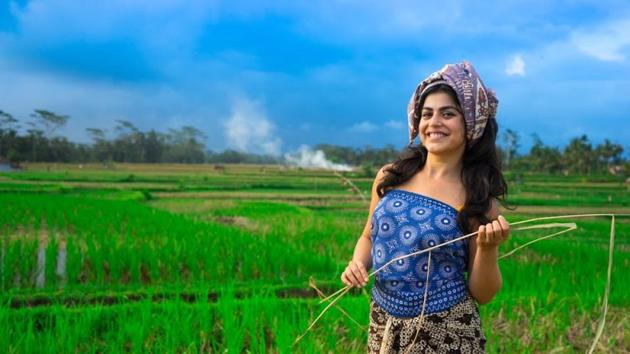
[{"left": 418, "top": 91, "right": 466, "bottom": 157}]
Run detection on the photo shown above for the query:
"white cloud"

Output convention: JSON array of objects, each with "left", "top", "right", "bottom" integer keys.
[
  {"left": 385, "top": 120, "right": 404, "bottom": 129},
  {"left": 505, "top": 54, "right": 526, "bottom": 76},
  {"left": 223, "top": 98, "right": 282, "bottom": 155},
  {"left": 349, "top": 121, "right": 378, "bottom": 132},
  {"left": 570, "top": 18, "right": 630, "bottom": 62}
]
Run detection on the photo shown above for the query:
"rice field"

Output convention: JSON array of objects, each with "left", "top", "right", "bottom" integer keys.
[{"left": 1, "top": 163, "right": 629, "bottom": 353}]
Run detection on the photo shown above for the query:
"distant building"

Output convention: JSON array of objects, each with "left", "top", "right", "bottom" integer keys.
[{"left": 608, "top": 164, "right": 625, "bottom": 176}]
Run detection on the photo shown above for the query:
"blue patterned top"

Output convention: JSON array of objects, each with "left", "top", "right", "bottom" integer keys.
[{"left": 370, "top": 189, "right": 469, "bottom": 318}]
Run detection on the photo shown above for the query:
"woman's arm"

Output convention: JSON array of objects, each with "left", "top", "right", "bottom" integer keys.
[
  {"left": 341, "top": 165, "right": 389, "bottom": 288},
  {"left": 467, "top": 200, "right": 510, "bottom": 304}
]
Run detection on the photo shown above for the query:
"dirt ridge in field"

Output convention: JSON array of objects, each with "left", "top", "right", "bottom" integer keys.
[{"left": 5, "top": 286, "right": 364, "bottom": 309}]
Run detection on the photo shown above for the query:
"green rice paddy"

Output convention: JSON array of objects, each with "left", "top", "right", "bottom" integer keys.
[{"left": 1, "top": 163, "right": 629, "bottom": 353}]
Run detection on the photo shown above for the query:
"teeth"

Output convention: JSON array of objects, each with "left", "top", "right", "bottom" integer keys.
[{"left": 429, "top": 132, "right": 446, "bottom": 138}]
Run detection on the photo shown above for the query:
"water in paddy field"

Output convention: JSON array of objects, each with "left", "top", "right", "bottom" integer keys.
[
  {"left": 0, "top": 163, "right": 18, "bottom": 172},
  {"left": 34, "top": 245, "right": 67, "bottom": 288}
]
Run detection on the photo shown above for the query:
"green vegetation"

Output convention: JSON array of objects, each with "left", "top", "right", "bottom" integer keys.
[
  {"left": 1, "top": 109, "right": 626, "bottom": 174},
  {"left": 0, "top": 163, "right": 629, "bottom": 352}
]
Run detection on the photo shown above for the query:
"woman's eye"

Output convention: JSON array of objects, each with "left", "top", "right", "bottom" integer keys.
[
  {"left": 421, "top": 112, "right": 432, "bottom": 119},
  {"left": 442, "top": 112, "right": 455, "bottom": 118}
]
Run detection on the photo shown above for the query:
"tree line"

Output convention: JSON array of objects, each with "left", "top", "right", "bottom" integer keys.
[
  {"left": 0, "top": 109, "right": 626, "bottom": 175},
  {"left": 499, "top": 129, "right": 625, "bottom": 175},
  {"left": 315, "top": 132, "right": 626, "bottom": 176},
  {"left": 0, "top": 109, "right": 209, "bottom": 164}
]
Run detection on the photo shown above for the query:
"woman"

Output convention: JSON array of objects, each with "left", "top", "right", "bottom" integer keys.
[{"left": 341, "top": 61, "right": 510, "bottom": 353}]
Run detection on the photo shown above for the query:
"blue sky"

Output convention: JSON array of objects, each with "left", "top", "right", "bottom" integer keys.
[{"left": 1, "top": 0, "right": 629, "bottom": 155}]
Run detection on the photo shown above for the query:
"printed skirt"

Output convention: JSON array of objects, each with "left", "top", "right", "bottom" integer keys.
[{"left": 368, "top": 295, "right": 486, "bottom": 354}]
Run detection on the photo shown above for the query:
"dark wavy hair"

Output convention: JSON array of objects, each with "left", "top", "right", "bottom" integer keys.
[{"left": 376, "top": 83, "right": 509, "bottom": 233}]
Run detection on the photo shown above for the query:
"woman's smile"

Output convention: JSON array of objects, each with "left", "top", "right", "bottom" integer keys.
[
  {"left": 419, "top": 91, "right": 466, "bottom": 155},
  {"left": 426, "top": 131, "right": 449, "bottom": 139}
]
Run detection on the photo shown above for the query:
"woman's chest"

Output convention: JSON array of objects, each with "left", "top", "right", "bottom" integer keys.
[
  {"left": 371, "top": 190, "right": 467, "bottom": 255},
  {"left": 395, "top": 177, "right": 465, "bottom": 212}
]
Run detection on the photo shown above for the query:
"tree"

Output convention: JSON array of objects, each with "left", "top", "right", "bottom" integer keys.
[
  {"left": 564, "top": 135, "right": 593, "bottom": 174},
  {"left": 86, "top": 128, "right": 112, "bottom": 162},
  {"left": 30, "top": 110, "right": 69, "bottom": 161},
  {"left": 144, "top": 130, "right": 164, "bottom": 163},
  {"left": 86, "top": 127, "right": 107, "bottom": 142},
  {"left": 25, "top": 122, "right": 44, "bottom": 162},
  {"left": 527, "top": 134, "right": 563, "bottom": 173},
  {"left": 594, "top": 139, "right": 623, "bottom": 172},
  {"left": 501, "top": 129, "right": 519, "bottom": 168},
  {"left": 112, "top": 120, "right": 144, "bottom": 162},
  {"left": 314, "top": 144, "right": 358, "bottom": 165},
  {"left": 31, "top": 109, "right": 69, "bottom": 139},
  {"left": 374, "top": 144, "right": 399, "bottom": 166},
  {"left": 0, "top": 110, "right": 19, "bottom": 159},
  {"left": 164, "top": 126, "right": 207, "bottom": 163}
]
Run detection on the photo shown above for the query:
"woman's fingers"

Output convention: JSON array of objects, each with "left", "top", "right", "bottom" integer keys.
[
  {"left": 340, "top": 271, "right": 350, "bottom": 286},
  {"left": 478, "top": 225, "right": 486, "bottom": 243},
  {"left": 356, "top": 261, "right": 369, "bottom": 283},
  {"left": 341, "top": 262, "right": 354, "bottom": 286},
  {"left": 341, "top": 260, "right": 368, "bottom": 287},
  {"left": 342, "top": 271, "right": 357, "bottom": 287},
  {"left": 492, "top": 220, "right": 502, "bottom": 242},
  {"left": 485, "top": 222, "right": 494, "bottom": 242},
  {"left": 498, "top": 215, "right": 510, "bottom": 239},
  {"left": 477, "top": 217, "right": 510, "bottom": 248},
  {"left": 349, "top": 261, "right": 363, "bottom": 286}
]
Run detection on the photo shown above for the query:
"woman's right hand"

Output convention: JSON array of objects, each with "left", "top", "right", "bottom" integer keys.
[{"left": 341, "top": 260, "right": 369, "bottom": 288}]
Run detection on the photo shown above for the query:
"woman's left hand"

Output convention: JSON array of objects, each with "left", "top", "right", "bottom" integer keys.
[{"left": 476, "top": 215, "right": 510, "bottom": 250}]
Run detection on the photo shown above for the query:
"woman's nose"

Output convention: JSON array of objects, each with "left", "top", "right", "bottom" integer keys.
[{"left": 428, "top": 114, "right": 443, "bottom": 125}]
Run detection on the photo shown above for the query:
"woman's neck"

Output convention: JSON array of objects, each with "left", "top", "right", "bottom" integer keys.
[{"left": 422, "top": 152, "right": 463, "bottom": 181}]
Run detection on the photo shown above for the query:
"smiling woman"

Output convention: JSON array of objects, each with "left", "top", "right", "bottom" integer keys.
[
  {"left": 418, "top": 89, "right": 467, "bottom": 157},
  {"left": 341, "top": 61, "right": 510, "bottom": 353}
]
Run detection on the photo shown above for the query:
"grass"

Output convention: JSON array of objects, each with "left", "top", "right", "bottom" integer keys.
[{"left": 0, "top": 163, "right": 628, "bottom": 352}]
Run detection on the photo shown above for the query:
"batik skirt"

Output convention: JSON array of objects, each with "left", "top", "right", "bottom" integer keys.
[{"left": 368, "top": 294, "right": 486, "bottom": 354}]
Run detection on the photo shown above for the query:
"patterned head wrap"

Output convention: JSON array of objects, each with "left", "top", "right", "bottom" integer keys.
[{"left": 407, "top": 61, "right": 498, "bottom": 147}]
